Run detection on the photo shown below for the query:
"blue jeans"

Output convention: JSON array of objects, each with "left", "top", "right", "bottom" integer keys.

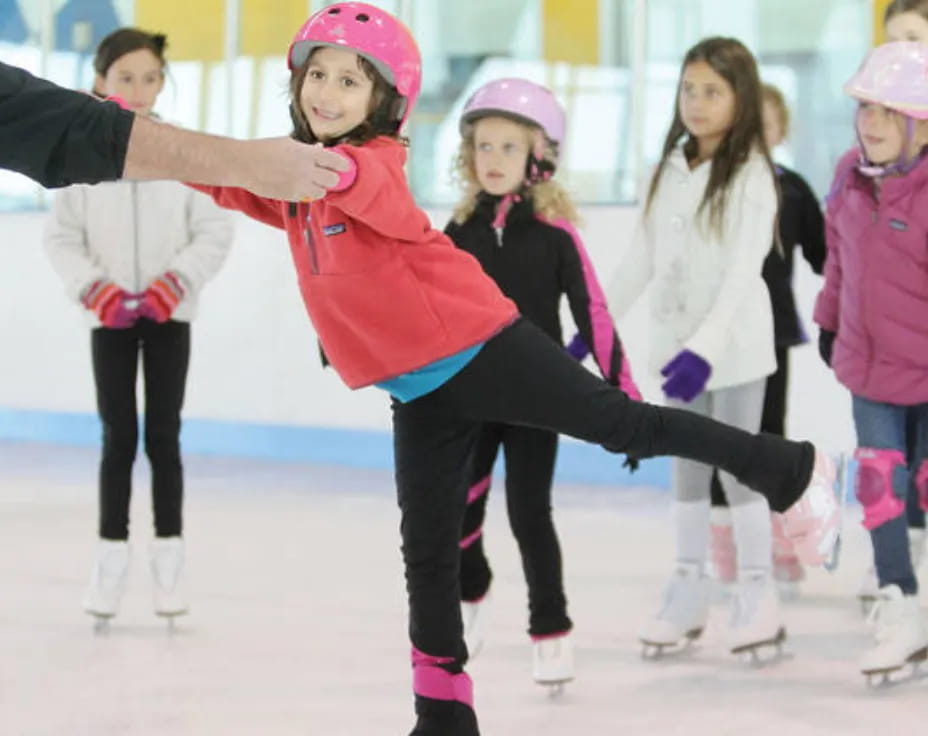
[{"left": 852, "top": 396, "right": 928, "bottom": 595}]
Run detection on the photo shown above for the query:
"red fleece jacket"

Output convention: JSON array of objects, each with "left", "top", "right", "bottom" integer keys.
[{"left": 192, "top": 137, "right": 517, "bottom": 388}]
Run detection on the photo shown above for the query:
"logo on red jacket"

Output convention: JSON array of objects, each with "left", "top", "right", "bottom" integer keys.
[{"left": 323, "top": 223, "right": 347, "bottom": 236}]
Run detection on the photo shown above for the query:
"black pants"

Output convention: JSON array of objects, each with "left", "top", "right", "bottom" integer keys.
[
  {"left": 92, "top": 319, "right": 190, "bottom": 540},
  {"left": 459, "top": 423, "right": 570, "bottom": 637},
  {"left": 393, "top": 320, "right": 813, "bottom": 702},
  {"left": 711, "top": 346, "right": 788, "bottom": 506}
]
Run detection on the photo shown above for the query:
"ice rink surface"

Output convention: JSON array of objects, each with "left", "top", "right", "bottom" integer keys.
[{"left": 2, "top": 441, "right": 925, "bottom": 735}]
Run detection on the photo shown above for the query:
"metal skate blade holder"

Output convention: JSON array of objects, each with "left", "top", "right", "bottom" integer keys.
[
  {"left": 91, "top": 614, "right": 113, "bottom": 636},
  {"left": 639, "top": 627, "right": 703, "bottom": 660},
  {"left": 864, "top": 646, "right": 928, "bottom": 688},
  {"left": 731, "top": 627, "right": 789, "bottom": 667}
]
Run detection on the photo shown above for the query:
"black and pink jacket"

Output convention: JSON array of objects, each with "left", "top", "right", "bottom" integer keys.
[{"left": 445, "top": 194, "right": 634, "bottom": 391}]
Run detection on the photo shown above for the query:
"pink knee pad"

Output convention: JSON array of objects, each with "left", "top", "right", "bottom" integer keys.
[
  {"left": 916, "top": 460, "right": 928, "bottom": 513},
  {"left": 411, "top": 647, "right": 474, "bottom": 708},
  {"left": 854, "top": 447, "right": 906, "bottom": 530}
]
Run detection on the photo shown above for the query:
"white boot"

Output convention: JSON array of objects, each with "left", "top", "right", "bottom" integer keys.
[
  {"left": 150, "top": 536, "right": 188, "bottom": 617},
  {"left": 639, "top": 562, "right": 710, "bottom": 652},
  {"left": 859, "top": 584, "right": 928, "bottom": 677},
  {"left": 727, "top": 568, "right": 785, "bottom": 656},
  {"left": 532, "top": 632, "right": 574, "bottom": 686},
  {"left": 461, "top": 593, "right": 489, "bottom": 658},
  {"left": 83, "top": 539, "right": 130, "bottom": 618}
]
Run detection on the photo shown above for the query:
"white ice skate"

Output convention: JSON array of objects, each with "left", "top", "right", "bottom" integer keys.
[
  {"left": 461, "top": 593, "right": 489, "bottom": 659},
  {"left": 532, "top": 632, "right": 574, "bottom": 695},
  {"left": 782, "top": 450, "right": 847, "bottom": 571},
  {"left": 639, "top": 562, "right": 710, "bottom": 659},
  {"left": 83, "top": 539, "right": 130, "bottom": 633},
  {"left": 860, "top": 585, "right": 928, "bottom": 687},
  {"left": 727, "top": 568, "right": 786, "bottom": 665},
  {"left": 150, "top": 536, "right": 188, "bottom": 628}
]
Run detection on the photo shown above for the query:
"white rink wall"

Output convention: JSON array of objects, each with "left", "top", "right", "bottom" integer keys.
[{"left": 0, "top": 203, "right": 854, "bottom": 464}]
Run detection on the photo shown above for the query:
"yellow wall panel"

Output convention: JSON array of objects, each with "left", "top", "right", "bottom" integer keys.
[
  {"left": 135, "top": 0, "right": 225, "bottom": 61},
  {"left": 240, "top": 0, "right": 308, "bottom": 57},
  {"left": 542, "top": 0, "right": 599, "bottom": 65},
  {"left": 873, "top": 0, "right": 892, "bottom": 45}
]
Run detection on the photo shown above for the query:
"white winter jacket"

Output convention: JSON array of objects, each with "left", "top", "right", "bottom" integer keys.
[
  {"left": 44, "top": 179, "right": 233, "bottom": 326},
  {"left": 607, "top": 146, "right": 777, "bottom": 390}
]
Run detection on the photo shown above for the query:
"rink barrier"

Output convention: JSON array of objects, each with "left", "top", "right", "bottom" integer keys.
[{"left": 0, "top": 408, "right": 671, "bottom": 488}]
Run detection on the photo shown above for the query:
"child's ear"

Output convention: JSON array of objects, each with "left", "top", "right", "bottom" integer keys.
[
  {"left": 93, "top": 74, "right": 106, "bottom": 97},
  {"left": 531, "top": 129, "right": 546, "bottom": 162}
]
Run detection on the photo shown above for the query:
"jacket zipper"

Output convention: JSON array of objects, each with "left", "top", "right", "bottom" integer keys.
[
  {"left": 132, "top": 182, "right": 140, "bottom": 292},
  {"left": 305, "top": 206, "right": 319, "bottom": 274}
]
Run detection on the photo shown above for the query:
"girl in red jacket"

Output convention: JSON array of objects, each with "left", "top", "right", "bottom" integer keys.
[{"left": 194, "top": 4, "right": 840, "bottom": 734}]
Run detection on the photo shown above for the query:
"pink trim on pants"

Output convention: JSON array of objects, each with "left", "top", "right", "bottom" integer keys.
[{"left": 411, "top": 647, "right": 474, "bottom": 708}]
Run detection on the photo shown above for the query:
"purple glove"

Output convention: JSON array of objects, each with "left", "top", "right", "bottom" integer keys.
[
  {"left": 565, "top": 332, "right": 590, "bottom": 361},
  {"left": 660, "top": 349, "right": 711, "bottom": 402}
]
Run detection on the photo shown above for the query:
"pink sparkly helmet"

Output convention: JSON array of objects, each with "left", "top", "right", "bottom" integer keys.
[
  {"left": 460, "top": 78, "right": 566, "bottom": 156},
  {"left": 288, "top": 2, "right": 422, "bottom": 128},
  {"left": 844, "top": 41, "right": 928, "bottom": 119}
]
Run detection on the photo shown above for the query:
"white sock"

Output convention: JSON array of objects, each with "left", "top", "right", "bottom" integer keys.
[
  {"left": 673, "top": 499, "right": 711, "bottom": 567},
  {"left": 731, "top": 497, "right": 773, "bottom": 573}
]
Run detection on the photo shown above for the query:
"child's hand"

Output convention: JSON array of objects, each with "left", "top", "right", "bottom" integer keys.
[
  {"left": 82, "top": 280, "right": 141, "bottom": 329},
  {"left": 139, "top": 271, "right": 185, "bottom": 323},
  {"left": 818, "top": 329, "right": 835, "bottom": 367},
  {"left": 564, "top": 333, "right": 589, "bottom": 361},
  {"left": 660, "top": 349, "right": 711, "bottom": 402}
]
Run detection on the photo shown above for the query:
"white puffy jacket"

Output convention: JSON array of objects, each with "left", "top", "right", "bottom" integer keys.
[
  {"left": 607, "top": 146, "right": 777, "bottom": 390},
  {"left": 44, "top": 178, "right": 233, "bottom": 326}
]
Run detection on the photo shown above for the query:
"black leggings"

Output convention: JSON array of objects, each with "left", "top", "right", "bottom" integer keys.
[
  {"left": 393, "top": 319, "right": 813, "bottom": 672},
  {"left": 459, "top": 423, "right": 570, "bottom": 637},
  {"left": 91, "top": 319, "right": 190, "bottom": 540}
]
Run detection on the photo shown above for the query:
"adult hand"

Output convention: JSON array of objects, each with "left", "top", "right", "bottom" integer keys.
[{"left": 240, "top": 139, "right": 351, "bottom": 201}]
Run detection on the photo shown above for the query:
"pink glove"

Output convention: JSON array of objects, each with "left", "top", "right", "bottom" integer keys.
[
  {"left": 82, "top": 280, "right": 141, "bottom": 329},
  {"left": 139, "top": 272, "right": 185, "bottom": 323},
  {"left": 619, "top": 356, "right": 642, "bottom": 401}
]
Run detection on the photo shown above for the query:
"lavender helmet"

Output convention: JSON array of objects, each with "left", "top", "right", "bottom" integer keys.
[
  {"left": 844, "top": 41, "right": 928, "bottom": 119},
  {"left": 845, "top": 42, "right": 928, "bottom": 176},
  {"left": 460, "top": 78, "right": 566, "bottom": 160}
]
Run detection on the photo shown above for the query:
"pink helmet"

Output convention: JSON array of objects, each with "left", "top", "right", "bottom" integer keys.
[
  {"left": 288, "top": 2, "right": 422, "bottom": 127},
  {"left": 844, "top": 41, "right": 928, "bottom": 119},
  {"left": 460, "top": 78, "right": 566, "bottom": 151}
]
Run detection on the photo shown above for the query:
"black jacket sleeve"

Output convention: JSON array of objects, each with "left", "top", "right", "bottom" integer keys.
[
  {"left": 792, "top": 170, "right": 826, "bottom": 275},
  {"left": 0, "top": 62, "right": 135, "bottom": 187}
]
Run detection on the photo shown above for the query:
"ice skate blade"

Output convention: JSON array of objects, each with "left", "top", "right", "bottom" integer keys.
[
  {"left": 88, "top": 613, "right": 113, "bottom": 636},
  {"left": 157, "top": 610, "right": 188, "bottom": 635},
  {"left": 535, "top": 677, "right": 572, "bottom": 698},
  {"left": 863, "top": 647, "right": 928, "bottom": 688},
  {"left": 730, "top": 627, "right": 788, "bottom": 666},
  {"left": 640, "top": 628, "right": 703, "bottom": 660}
]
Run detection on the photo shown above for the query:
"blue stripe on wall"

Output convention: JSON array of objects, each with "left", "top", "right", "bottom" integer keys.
[{"left": 0, "top": 408, "right": 671, "bottom": 488}]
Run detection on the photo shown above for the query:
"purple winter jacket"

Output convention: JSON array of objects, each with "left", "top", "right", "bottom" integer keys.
[{"left": 814, "top": 147, "right": 928, "bottom": 405}]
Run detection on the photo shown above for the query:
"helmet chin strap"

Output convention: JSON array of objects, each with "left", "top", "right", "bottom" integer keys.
[{"left": 856, "top": 115, "right": 923, "bottom": 177}]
